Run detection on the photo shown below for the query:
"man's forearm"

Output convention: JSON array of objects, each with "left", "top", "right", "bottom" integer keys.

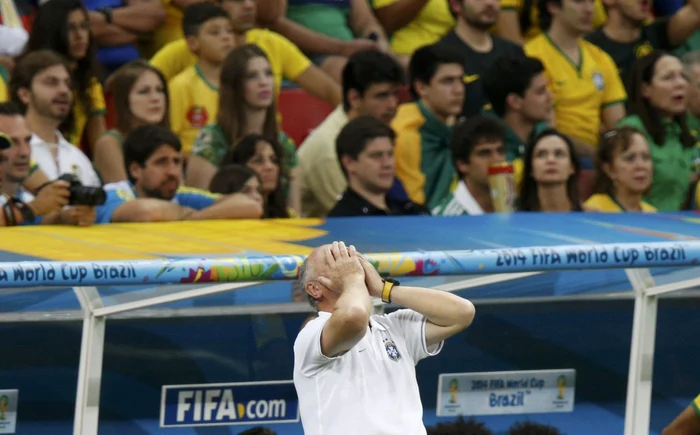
[
  {"left": 389, "top": 285, "right": 475, "bottom": 328},
  {"left": 270, "top": 17, "right": 344, "bottom": 55}
]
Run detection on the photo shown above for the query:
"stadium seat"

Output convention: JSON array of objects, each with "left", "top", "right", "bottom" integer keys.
[
  {"left": 278, "top": 89, "right": 333, "bottom": 146},
  {"left": 104, "top": 91, "right": 117, "bottom": 131},
  {"left": 398, "top": 85, "right": 413, "bottom": 104}
]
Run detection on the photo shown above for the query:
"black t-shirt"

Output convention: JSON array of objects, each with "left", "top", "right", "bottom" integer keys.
[
  {"left": 327, "top": 188, "right": 430, "bottom": 218},
  {"left": 435, "top": 31, "right": 524, "bottom": 118},
  {"left": 585, "top": 19, "right": 674, "bottom": 91}
]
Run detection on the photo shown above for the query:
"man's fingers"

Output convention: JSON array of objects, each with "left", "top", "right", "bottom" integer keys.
[
  {"left": 317, "top": 276, "right": 332, "bottom": 290},
  {"left": 338, "top": 241, "right": 348, "bottom": 258},
  {"left": 324, "top": 244, "right": 335, "bottom": 265},
  {"left": 348, "top": 245, "right": 357, "bottom": 257},
  {"left": 331, "top": 241, "right": 342, "bottom": 260}
]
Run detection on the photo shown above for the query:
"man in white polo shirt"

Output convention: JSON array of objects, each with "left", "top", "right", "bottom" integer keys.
[
  {"left": 294, "top": 241, "right": 475, "bottom": 434},
  {"left": 12, "top": 50, "right": 100, "bottom": 187}
]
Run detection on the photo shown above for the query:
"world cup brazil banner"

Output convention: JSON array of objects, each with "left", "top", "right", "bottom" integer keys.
[{"left": 437, "top": 369, "right": 575, "bottom": 416}]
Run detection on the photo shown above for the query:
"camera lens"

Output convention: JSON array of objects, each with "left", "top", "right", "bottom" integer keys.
[{"left": 70, "top": 186, "right": 107, "bottom": 206}]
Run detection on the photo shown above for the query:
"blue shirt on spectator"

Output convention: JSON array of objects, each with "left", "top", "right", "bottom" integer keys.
[
  {"left": 95, "top": 181, "right": 220, "bottom": 224},
  {"left": 82, "top": 0, "right": 140, "bottom": 74}
]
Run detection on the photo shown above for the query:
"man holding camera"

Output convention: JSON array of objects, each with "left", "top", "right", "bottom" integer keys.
[
  {"left": 294, "top": 241, "right": 476, "bottom": 434},
  {"left": 0, "top": 102, "right": 96, "bottom": 226}
]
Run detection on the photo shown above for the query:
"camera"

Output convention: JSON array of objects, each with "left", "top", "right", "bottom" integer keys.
[{"left": 57, "top": 174, "right": 107, "bottom": 206}]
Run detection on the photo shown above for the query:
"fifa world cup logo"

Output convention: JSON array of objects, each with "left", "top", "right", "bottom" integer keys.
[
  {"left": 557, "top": 376, "right": 567, "bottom": 400},
  {"left": 0, "top": 395, "right": 8, "bottom": 420},
  {"left": 449, "top": 379, "right": 459, "bottom": 404}
]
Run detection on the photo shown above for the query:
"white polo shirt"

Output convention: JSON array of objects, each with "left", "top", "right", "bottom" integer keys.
[
  {"left": 293, "top": 309, "right": 443, "bottom": 435},
  {"left": 30, "top": 132, "right": 100, "bottom": 187}
]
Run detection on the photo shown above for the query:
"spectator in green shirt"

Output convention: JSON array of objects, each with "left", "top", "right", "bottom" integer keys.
[{"left": 617, "top": 50, "right": 695, "bottom": 211}]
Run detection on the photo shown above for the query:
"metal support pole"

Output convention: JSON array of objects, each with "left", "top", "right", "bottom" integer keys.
[
  {"left": 72, "top": 287, "right": 105, "bottom": 435},
  {"left": 623, "top": 269, "right": 657, "bottom": 435}
]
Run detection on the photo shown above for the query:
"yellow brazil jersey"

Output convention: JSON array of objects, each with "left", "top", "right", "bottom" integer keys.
[
  {"left": 584, "top": 193, "right": 656, "bottom": 212},
  {"left": 0, "top": 65, "right": 8, "bottom": 103},
  {"left": 150, "top": 28, "right": 311, "bottom": 98},
  {"left": 169, "top": 65, "right": 220, "bottom": 155},
  {"left": 151, "top": 0, "right": 184, "bottom": 55},
  {"left": 499, "top": 0, "right": 607, "bottom": 42},
  {"left": 524, "top": 34, "right": 626, "bottom": 148},
  {"left": 373, "top": 0, "right": 454, "bottom": 56},
  {"left": 68, "top": 78, "right": 106, "bottom": 146}
]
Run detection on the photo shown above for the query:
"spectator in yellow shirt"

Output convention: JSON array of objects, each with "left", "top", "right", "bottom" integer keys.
[
  {"left": 168, "top": 3, "right": 234, "bottom": 154},
  {"left": 524, "top": 0, "right": 626, "bottom": 160},
  {"left": 497, "top": 0, "right": 607, "bottom": 45},
  {"left": 585, "top": 126, "right": 656, "bottom": 212},
  {"left": 150, "top": 0, "right": 340, "bottom": 107},
  {"left": 372, "top": 0, "right": 454, "bottom": 62},
  {"left": 25, "top": 0, "right": 107, "bottom": 153}
]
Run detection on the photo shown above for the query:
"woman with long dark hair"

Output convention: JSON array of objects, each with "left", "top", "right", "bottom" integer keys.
[
  {"left": 617, "top": 50, "right": 694, "bottom": 211},
  {"left": 518, "top": 129, "right": 582, "bottom": 212},
  {"left": 221, "top": 134, "right": 290, "bottom": 218},
  {"left": 92, "top": 60, "right": 169, "bottom": 182},
  {"left": 24, "top": 0, "right": 106, "bottom": 154},
  {"left": 186, "top": 44, "right": 300, "bottom": 213}
]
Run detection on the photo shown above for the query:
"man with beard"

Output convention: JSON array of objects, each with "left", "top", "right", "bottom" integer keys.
[
  {"left": 328, "top": 116, "right": 429, "bottom": 217},
  {"left": 95, "top": 124, "right": 263, "bottom": 223},
  {"left": 11, "top": 50, "right": 101, "bottom": 187},
  {"left": 435, "top": 0, "right": 523, "bottom": 118},
  {"left": 586, "top": 0, "right": 700, "bottom": 89}
]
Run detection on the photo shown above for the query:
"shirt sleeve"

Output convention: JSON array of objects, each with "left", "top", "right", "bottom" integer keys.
[
  {"left": 278, "top": 131, "right": 298, "bottom": 170},
  {"left": 692, "top": 393, "right": 700, "bottom": 417},
  {"left": 386, "top": 309, "right": 443, "bottom": 364},
  {"left": 646, "top": 18, "right": 673, "bottom": 50},
  {"left": 94, "top": 189, "right": 128, "bottom": 224},
  {"left": 0, "top": 65, "right": 8, "bottom": 103},
  {"left": 88, "top": 79, "right": 107, "bottom": 116},
  {"left": 499, "top": 0, "right": 518, "bottom": 11},
  {"left": 168, "top": 77, "right": 188, "bottom": 140},
  {"left": 303, "top": 155, "right": 347, "bottom": 213},
  {"left": 191, "top": 125, "right": 223, "bottom": 164},
  {"left": 293, "top": 316, "right": 341, "bottom": 377},
  {"left": 175, "top": 187, "right": 220, "bottom": 210},
  {"left": 150, "top": 40, "right": 196, "bottom": 82},
  {"left": 599, "top": 50, "right": 627, "bottom": 108},
  {"left": 275, "top": 34, "right": 312, "bottom": 82},
  {"left": 394, "top": 127, "right": 427, "bottom": 205}
]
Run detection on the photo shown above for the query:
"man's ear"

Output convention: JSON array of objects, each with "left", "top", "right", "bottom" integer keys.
[{"left": 17, "top": 87, "right": 32, "bottom": 107}]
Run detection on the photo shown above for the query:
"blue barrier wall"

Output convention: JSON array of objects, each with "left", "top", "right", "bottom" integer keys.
[{"left": 2, "top": 295, "right": 699, "bottom": 435}]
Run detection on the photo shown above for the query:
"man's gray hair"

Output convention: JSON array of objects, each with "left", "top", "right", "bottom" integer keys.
[{"left": 299, "top": 257, "right": 319, "bottom": 311}]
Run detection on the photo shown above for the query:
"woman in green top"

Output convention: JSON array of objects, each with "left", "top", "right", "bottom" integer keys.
[
  {"left": 92, "top": 60, "right": 170, "bottom": 183},
  {"left": 186, "top": 44, "right": 300, "bottom": 213},
  {"left": 617, "top": 50, "right": 694, "bottom": 211}
]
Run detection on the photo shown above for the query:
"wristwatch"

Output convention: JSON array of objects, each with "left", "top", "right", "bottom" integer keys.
[
  {"left": 381, "top": 278, "right": 399, "bottom": 303},
  {"left": 98, "top": 7, "right": 113, "bottom": 24}
]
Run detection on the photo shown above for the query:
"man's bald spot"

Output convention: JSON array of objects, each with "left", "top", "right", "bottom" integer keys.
[{"left": 301, "top": 244, "right": 331, "bottom": 284}]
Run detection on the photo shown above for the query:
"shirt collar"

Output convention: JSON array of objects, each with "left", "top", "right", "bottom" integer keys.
[
  {"left": 317, "top": 310, "right": 386, "bottom": 331},
  {"left": 30, "top": 130, "right": 70, "bottom": 147}
]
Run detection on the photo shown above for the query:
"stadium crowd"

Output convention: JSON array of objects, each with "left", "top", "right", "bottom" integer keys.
[
  {"left": 1, "top": 0, "right": 700, "bottom": 432},
  {"left": 1, "top": 0, "right": 700, "bottom": 226}
]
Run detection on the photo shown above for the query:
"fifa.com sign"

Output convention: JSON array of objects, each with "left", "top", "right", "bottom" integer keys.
[{"left": 160, "top": 381, "right": 299, "bottom": 428}]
